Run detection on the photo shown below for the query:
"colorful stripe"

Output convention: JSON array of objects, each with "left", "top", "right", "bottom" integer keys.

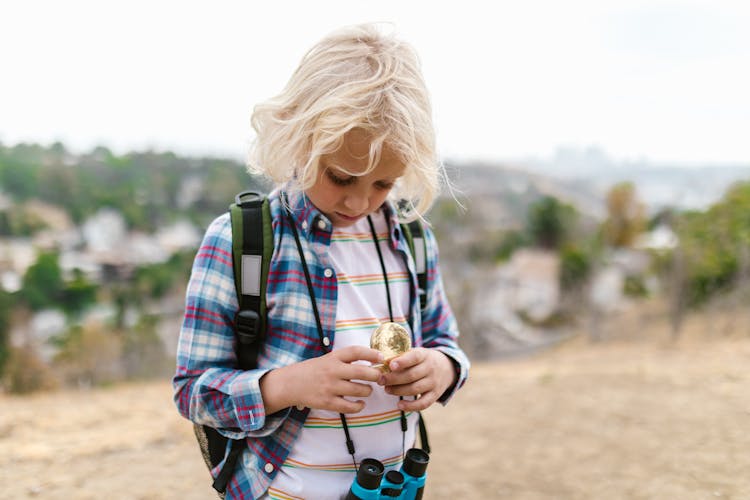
[
  {"left": 304, "top": 409, "right": 414, "bottom": 429},
  {"left": 338, "top": 271, "right": 410, "bottom": 287},
  {"left": 267, "top": 487, "right": 305, "bottom": 500},
  {"left": 331, "top": 231, "right": 389, "bottom": 244},
  {"left": 335, "top": 316, "right": 408, "bottom": 332},
  {"left": 282, "top": 453, "right": 404, "bottom": 472}
]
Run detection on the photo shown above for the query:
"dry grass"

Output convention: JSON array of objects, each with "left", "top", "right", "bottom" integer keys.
[{"left": 2, "top": 301, "right": 749, "bottom": 499}]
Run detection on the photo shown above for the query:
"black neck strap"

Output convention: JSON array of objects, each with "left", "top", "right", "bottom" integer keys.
[
  {"left": 367, "top": 215, "right": 394, "bottom": 322},
  {"left": 281, "top": 194, "right": 407, "bottom": 468},
  {"left": 367, "top": 215, "right": 409, "bottom": 458}
]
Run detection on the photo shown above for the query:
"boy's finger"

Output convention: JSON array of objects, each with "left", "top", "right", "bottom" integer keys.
[
  {"left": 338, "top": 380, "right": 373, "bottom": 398},
  {"left": 385, "top": 377, "right": 430, "bottom": 397},
  {"left": 335, "top": 345, "right": 384, "bottom": 364},
  {"left": 387, "top": 347, "right": 426, "bottom": 372},
  {"left": 396, "top": 392, "right": 437, "bottom": 412},
  {"left": 381, "top": 364, "right": 420, "bottom": 387},
  {"left": 345, "top": 365, "right": 383, "bottom": 383},
  {"left": 337, "top": 398, "right": 366, "bottom": 414}
]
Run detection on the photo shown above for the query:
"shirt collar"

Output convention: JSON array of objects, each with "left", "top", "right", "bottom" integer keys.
[
  {"left": 279, "top": 187, "right": 330, "bottom": 238},
  {"left": 276, "top": 185, "right": 404, "bottom": 247}
]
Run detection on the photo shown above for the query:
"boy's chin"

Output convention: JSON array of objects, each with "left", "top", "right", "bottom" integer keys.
[{"left": 332, "top": 212, "right": 364, "bottom": 227}]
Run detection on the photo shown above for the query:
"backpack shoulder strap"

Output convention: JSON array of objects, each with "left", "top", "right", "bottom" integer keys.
[
  {"left": 229, "top": 190, "right": 273, "bottom": 370},
  {"left": 400, "top": 219, "right": 428, "bottom": 311},
  {"left": 204, "top": 191, "right": 272, "bottom": 495},
  {"left": 400, "top": 218, "right": 432, "bottom": 454}
]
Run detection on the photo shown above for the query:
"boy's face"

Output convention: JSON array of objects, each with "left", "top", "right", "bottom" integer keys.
[{"left": 306, "top": 129, "right": 405, "bottom": 228}]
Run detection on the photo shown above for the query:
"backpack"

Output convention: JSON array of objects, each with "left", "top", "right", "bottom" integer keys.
[{"left": 193, "top": 191, "right": 430, "bottom": 496}]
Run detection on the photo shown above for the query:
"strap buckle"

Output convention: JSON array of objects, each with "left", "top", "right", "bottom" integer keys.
[
  {"left": 234, "top": 190, "right": 263, "bottom": 208},
  {"left": 235, "top": 310, "right": 261, "bottom": 344}
]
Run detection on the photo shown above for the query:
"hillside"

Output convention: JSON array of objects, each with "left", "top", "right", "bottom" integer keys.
[{"left": 2, "top": 303, "right": 749, "bottom": 499}]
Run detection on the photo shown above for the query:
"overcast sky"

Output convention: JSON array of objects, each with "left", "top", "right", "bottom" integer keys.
[{"left": 2, "top": 0, "right": 749, "bottom": 164}]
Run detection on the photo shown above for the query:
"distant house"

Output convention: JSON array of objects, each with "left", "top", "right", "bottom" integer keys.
[
  {"left": 0, "top": 238, "right": 36, "bottom": 292},
  {"left": 156, "top": 220, "right": 201, "bottom": 254},
  {"left": 10, "top": 309, "right": 67, "bottom": 362},
  {"left": 635, "top": 224, "right": 678, "bottom": 251},
  {"left": 82, "top": 208, "right": 127, "bottom": 254},
  {"left": 23, "top": 199, "right": 74, "bottom": 233}
]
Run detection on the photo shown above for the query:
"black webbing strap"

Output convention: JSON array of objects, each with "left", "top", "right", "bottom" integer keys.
[
  {"left": 212, "top": 191, "right": 270, "bottom": 494},
  {"left": 399, "top": 220, "right": 432, "bottom": 455},
  {"left": 401, "top": 220, "right": 428, "bottom": 311},
  {"left": 418, "top": 413, "right": 430, "bottom": 454},
  {"left": 231, "top": 191, "right": 267, "bottom": 370},
  {"left": 212, "top": 438, "right": 247, "bottom": 493}
]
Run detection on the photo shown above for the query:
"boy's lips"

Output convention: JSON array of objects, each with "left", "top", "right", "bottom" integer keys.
[{"left": 336, "top": 212, "right": 362, "bottom": 222}]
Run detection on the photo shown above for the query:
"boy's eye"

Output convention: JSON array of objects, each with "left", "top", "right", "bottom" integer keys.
[{"left": 326, "top": 169, "right": 356, "bottom": 186}]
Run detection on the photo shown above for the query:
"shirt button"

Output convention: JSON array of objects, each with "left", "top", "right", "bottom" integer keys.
[
  {"left": 301, "top": 220, "right": 308, "bottom": 230},
  {"left": 323, "top": 337, "right": 331, "bottom": 347},
  {"left": 324, "top": 268, "right": 333, "bottom": 278},
  {"left": 317, "top": 219, "right": 327, "bottom": 230},
  {"left": 296, "top": 404, "right": 305, "bottom": 411},
  {"left": 264, "top": 463, "right": 274, "bottom": 474}
]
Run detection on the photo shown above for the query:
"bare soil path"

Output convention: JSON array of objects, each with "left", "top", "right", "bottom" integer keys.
[{"left": 2, "top": 334, "right": 749, "bottom": 499}]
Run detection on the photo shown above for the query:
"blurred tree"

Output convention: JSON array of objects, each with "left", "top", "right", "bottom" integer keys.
[
  {"left": 20, "top": 252, "right": 64, "bottom": 311},
  {"left": 132, "top": 250, "right": 194, "bottom": 302},
  {"left": 672, "top": 181, "right": 750, "bottom": 306},
  {"left": 601, "top": 182, "right": 646, "bottom": 248},
  {"left": 60, "top": 269, "right": 98, "bottom": 316},
  {"left": 495, "top": 229, "right": 529, "bottom": 261},
  {"left": 527, "top": 195, "right": 577, "bottom": 250},
  {"left": 559, "top": 244, "right": 591, "bottom": 290},
  {"left": 0, "top": 290, "right": 14, "bottom": 375},
  {"left": 0, "top": 156, "right": 40, "bottom": 200}
]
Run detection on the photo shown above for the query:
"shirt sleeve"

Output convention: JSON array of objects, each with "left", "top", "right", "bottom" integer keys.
[
  {"left": 418, "top": 224, "right": 470, "bottom": 404},
  {"left": 172, "top": 214, "right": 290, "bottom": 439}
]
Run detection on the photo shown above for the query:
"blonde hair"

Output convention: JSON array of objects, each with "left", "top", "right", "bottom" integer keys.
[{"left": 249, "top": 23, "right": 440, "bottom": 218}]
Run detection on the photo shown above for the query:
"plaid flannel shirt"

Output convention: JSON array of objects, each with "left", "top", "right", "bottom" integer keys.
[{"left": 173, "top": 188, "right": 470, "bottom": 500}]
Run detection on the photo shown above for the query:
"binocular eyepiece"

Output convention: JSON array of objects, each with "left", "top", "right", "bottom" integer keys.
[{"left": 345, "top": 448, "right": 429, "bottom": 500}]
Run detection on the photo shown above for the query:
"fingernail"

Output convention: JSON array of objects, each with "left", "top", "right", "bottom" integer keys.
[
  {"left": 377, "top": 352, "right": 384, "bottom": 362},
  {"left": 378, "top": 376, "right": 385, "bottom": 386},
  {"left": 390, "top": 361, "right": 398, "bottom": 370}
]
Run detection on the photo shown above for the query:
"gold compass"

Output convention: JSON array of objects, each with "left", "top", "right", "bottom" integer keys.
[{"left": 370, "top": 322, "right": 411, "bottom": 372}]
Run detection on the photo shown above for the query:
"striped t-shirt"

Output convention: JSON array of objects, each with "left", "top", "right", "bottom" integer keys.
[{"left": 265, "top": 209, "right": 419, "bottom": 500}]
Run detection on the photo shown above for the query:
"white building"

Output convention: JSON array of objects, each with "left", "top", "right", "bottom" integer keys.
[{"left": 81, "top": 208, "right": 127, "bottom": 253}]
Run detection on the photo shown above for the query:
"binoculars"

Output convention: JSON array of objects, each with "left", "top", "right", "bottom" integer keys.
[{"left": 345, "top": 448, "right": 429, "bottom": 500}]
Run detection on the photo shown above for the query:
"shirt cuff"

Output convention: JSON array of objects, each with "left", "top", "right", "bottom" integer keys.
[
  {"left": 218, "top": 368, "right": 291, "bottom": 438},
  {"left": 434, "top": 347, "right": 469, "bottom": 404}
]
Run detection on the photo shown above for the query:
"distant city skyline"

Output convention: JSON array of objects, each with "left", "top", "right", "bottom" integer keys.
[{"left": 2, "top": 0, "right": 749, "bottom": 164}]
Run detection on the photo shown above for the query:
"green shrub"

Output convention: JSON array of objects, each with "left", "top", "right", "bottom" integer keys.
[{"left": 560, "top": 245, "right": 591, "bottom": 290}]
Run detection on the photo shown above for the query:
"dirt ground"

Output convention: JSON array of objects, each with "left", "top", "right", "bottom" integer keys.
[{"left": 2, "top": 308, "right": 750, "bottom": 499}]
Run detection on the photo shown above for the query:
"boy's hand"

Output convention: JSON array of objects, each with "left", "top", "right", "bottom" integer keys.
[
  {"left": 262, "top": 345, "right": 384, "bottom": 414},
  {"left": 379, "top": 348, "right": 456, "bottom": 412}
]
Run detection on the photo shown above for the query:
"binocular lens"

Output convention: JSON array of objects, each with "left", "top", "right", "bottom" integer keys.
[
  {"left": 403, "top": 448, "right": 429, "bottom": 478},
  {"left": 363, "top": 463, "right": 380, "bottom": 474},
  {"left": 356, "top": 458, "right": 385, "bottom": 490}
]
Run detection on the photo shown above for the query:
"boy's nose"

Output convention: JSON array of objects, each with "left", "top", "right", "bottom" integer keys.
[{"left": 344, "top": 193, "right": 369, "bottom": 214}]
